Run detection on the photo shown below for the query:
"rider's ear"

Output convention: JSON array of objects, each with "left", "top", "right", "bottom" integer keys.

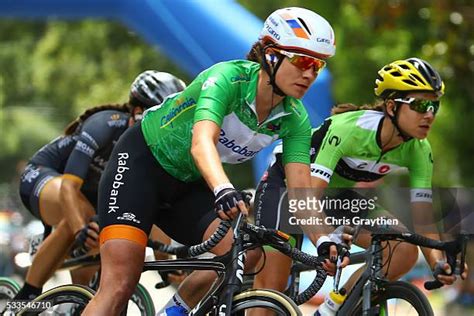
[{"left": 385, "top": 100, "right": 396, "bottom": 117}]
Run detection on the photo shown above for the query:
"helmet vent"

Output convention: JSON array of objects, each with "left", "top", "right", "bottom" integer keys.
[
  {"left": 402, "top": 79, "right": 417, "bottom": 86},
  {"left": 399, "top": 64, "right": 410, "bottom": 70},
  {"left": 297, "top": 18, "right": 312, "bottom": 35},
  {"left": 146, "top": 81, "right": 155, "bottom": 90},
  {"left": 390, "top": 71, "right": 402, "bottom": 77},
  {"left": 410, "top": 73, "right": 424, "bottom": 83}
]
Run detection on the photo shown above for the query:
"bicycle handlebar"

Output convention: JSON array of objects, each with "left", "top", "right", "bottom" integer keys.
[
  {"left": 148, "top": 217, "right": 328, "bottom": 305},
  {"left": 376, "top": 230, "right": 468, "bottom": 291},
  {"left": 239, "top": 222, "right": 327, "bottom": 305},
  {"left": 147, "top": 220, "right": 233, "bottom": 258},
  {"left": 288, "top": 246, "right": 328, "bottom": 305}
]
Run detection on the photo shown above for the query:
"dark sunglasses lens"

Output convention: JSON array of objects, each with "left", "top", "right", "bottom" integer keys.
[{"left": 410, "top": 100, "right": 440, "bottom": 114}]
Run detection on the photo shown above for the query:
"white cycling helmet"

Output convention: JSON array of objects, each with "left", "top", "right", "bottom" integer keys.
[{"left": 260, "top": 7, "right": 336, "bottom": 59}]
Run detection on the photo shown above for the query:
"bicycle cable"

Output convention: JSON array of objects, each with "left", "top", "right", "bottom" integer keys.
[
  {"left": 373, "top": 240, "right": 391, "bottom": 274},
  {"left": 382, "top": 240, "right": 404, "bottom": 277},
  {"left": 243, "top": 245, "right": 266, "bottom": 277}
]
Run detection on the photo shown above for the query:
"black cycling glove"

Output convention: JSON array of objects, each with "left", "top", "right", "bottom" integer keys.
[
  {"left": 316, "top": 225, "right": 353, "bottom": 261},
  {"left": 71, "top": 215, "right": 99, "bottom": 258},
  {"left": 214, "top": 187, "right": 244, "bottom": 220}
]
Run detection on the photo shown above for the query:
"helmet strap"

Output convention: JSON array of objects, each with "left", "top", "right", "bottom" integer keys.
[
  {"left": 387, "top": 103, "right": 413, "bottom": 142},
  {"left": 260, "top": 44, "right": 286, "bottom": 97}
]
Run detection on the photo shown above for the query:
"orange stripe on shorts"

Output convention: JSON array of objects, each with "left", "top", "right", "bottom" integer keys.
[{"left": 100, "top": 225, "right": 147, "bottom": 247}]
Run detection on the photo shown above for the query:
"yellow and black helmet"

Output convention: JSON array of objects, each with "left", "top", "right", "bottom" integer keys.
[{"left": 374, "top": 58, "right": 444, "bottom": 98}]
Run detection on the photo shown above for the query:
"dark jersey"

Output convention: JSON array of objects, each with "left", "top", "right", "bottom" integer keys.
[{"left": 30, "top": 110, "right": 129, "bottom": 203}]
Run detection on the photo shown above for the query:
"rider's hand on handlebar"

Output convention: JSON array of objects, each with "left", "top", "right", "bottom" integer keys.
[
  {"left": 214, "top": 187, "right": 248, "bottom": 220},
  {"left": 432, "top": 260, "right": 469, "bottom": 285},
  {"left": 71, "top": 216, "right": 100, "bottom": 257},
  {"left": 84, "top": 220, "right": 100, "bottom": 249},
  {"left": 317, "top": 226, "right": 354, "bottom": 275}
]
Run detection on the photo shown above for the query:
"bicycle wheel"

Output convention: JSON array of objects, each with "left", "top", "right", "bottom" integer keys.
[
  {"left": 127, "top": 282, "right": 155, "bottom": 316},
  {"left": 350, "top": 281, "right": 434, "bottom": 316},
  {"left": 231, "top": 289, "right": 301, "bottom": 316},
  {"left": 0, "top": 277, "right": 21, "bottom": 313},
  {"left": 17, "top": 284, "right": 95, "bottom": 315}
]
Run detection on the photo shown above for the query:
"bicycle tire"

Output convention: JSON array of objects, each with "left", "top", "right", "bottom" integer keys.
[
  {"left": 0, "top": 277, "right": 21, "bottom": 314},
  {"left": 0, "top": 277, "right": 20, "bottom": 299},
  {"left": 128, "top": 282, "right": 155, "bottom": 316},
  {"left": 231, "top": 289, "right": 301, "bottom": 316},
  {"left": 349, "top": 280, "right": 434, "bottom": 316},
  {"left": 17, "top": 284, "right": 95, "bottom": 315}
]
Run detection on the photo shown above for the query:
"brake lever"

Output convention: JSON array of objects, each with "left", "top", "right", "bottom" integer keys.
[
  {"left": 232, "top": 212, "right": 245, "bottom": 235},
  {"left": 333, "top": 246, "right": 349, "bottom": 293},
  {"left": 425, "top": 235, "right": 468, "bottom": 290},
  {"left": 459, "top": 234, "right": 468, "bottom": 276},
  {"left": 333, "top": 259, "right": 343, "bottom": 293}
]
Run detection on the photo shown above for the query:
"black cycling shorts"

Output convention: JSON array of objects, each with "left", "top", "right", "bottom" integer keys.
[
  {"left": 98, "top": 123, "right": 217, "bottom": 247},
  {"left": 19, "top": 163, "right": 60, "bottom": 219}
]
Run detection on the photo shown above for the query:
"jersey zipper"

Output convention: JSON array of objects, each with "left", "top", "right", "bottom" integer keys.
[{"left": 373, "top": 146, "right": 398, "bottom": 171}]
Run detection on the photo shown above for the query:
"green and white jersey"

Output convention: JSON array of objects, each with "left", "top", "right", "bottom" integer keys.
[
  {"left": 310, "top": 110, "right": 433, "bottom": 202},
  {"left": 141, "top": 60, "right": 311, "bottom": 182}
]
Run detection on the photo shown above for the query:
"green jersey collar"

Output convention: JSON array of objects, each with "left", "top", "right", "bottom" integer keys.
[
  {"left": 244, "top": 64, "right": 302, "bottom": 125},
  {"left": 246, "top": 99, "right": 294, "bottom": 126}
]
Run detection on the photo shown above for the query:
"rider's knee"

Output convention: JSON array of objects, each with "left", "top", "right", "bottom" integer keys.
[
  {"left": 254, "top": 267, "right": 288, "bottom": 290},
  {"left": 244, "top": 249, "right": 262, "bottom": 272},
  {"left": 387, "top": 243, "right": 419, "bottom": 278},
  {"left": 399, "top": 243, "right": 419, "bottom": 268},
  {"left": 101, "top": 274, "right": 137, "bottom": 301}
]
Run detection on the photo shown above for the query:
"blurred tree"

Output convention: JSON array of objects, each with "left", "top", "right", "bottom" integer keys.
[
  {"left": 0, "top": 19, "right": 190, "bottom": 182},
  {"left": 0, "top": 18, "right": 257, "bottom": 189}
]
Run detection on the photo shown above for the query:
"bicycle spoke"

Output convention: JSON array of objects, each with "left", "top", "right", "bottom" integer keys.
[{"left": 378, "top": 297, "right": 422, "bottom": 316}]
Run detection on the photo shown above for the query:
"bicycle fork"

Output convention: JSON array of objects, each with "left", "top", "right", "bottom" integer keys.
[{"left": 217, "top": 237, "right": 246, "bottom": 316}]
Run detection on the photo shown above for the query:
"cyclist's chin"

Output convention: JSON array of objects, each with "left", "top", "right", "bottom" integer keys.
[
  {"left": 414, "top": 126, "right": 432, "bottom": 139},
  {"left": 410, "top": 130, "right": 429, "bottom": 140},
  {"left": 284, "top": 87, "right": 306, "bottom": 99}
]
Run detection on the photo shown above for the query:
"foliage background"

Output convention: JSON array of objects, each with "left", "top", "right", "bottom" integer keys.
[{"left": 0, "top": 0, "right": 473, "bottom": 213}]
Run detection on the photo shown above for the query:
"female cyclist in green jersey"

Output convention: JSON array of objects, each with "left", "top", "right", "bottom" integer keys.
[
  {"left": 83, "top": 7, "right": 338, "bottom": 316},
  {"left": 252, "top": 57, "right": 469, "bottom": 316}
]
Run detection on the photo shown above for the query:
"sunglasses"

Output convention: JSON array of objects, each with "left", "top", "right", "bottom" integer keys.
[
  {"left": 394, "top": 98, "right": 440, "bottom": 115},
  {"left": 277, "top": 50, "right": 326, "bottom": 73}
]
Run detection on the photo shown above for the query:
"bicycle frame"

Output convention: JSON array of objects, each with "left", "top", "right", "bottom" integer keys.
[
  {"left": 145, "top": 213, "right": 326, "bottom": 315},
  {"left": 189, "top": 213, "right": 248, "bottom": 316},
  {"left": 286, "top": 230, "right": 468, "bottom": 315},
  {"left": 339, "top": 232, "right": 468, "bottom": 315},
  {"left": 337, "top": 235, "right": 385, "bottom": 316},
  {"left": 143, "top": 257, "right": 229, "bottom": 316},
  {"left": 141, "top": 214, "right": 250, "bottom": 316}
]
